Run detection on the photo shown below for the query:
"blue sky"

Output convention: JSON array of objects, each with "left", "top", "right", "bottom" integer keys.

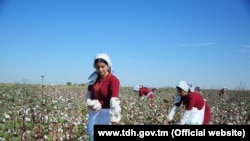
[{"left": 1, "top": 0, "right": 250, "bottom": 90}]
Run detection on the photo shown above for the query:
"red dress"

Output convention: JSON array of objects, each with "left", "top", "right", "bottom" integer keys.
[
  {"left": 203, "top": 102, "right": 211, "bottom": 125},
  {"left": 139, "top": 87, "right": 154, "bottom": 99},
  {"left": 175, "top": 92, "right": 211, "bottom": 125},
  {"left": 88, "top": 73, "right": 120, "bottom": 108}
]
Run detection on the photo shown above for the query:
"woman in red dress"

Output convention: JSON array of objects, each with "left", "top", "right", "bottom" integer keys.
[
  {"left": 164, "top": 81, "right": 211, "bottom": 125},
  {"left": 85, "top": 53, "right": 121, "bottom": 141}
]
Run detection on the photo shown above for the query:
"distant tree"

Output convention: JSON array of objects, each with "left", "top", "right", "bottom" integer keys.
[{"left": 66, "top": 82, "right": 72, "bottom": 86}]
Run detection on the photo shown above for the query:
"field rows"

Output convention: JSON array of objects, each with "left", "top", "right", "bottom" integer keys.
[{"left": 0, "top": 83, "right": 249, "bottom": 140}]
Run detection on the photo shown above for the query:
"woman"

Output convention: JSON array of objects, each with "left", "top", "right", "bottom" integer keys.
[
  {"left": 85, "top": 53, "right": 121, "bottom": 141},
  {"left": 133, "top": 85, "right": 155, "bottom": 107},
  {"left": 194, "top": 85, "right": 202, "bottom": 94},
  {"left": 219, "top": 87, "right": 227, "bottom": 96},
  {"left": 164, "top": 81, "right": 211, "bottom": 125}
]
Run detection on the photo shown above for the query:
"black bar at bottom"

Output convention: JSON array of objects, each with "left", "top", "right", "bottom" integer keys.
[{"left": 94, "top": 125, "right": 250, "bottom": 140}]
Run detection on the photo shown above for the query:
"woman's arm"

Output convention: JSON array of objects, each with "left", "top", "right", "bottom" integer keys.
[{"left": 110, "top": 97, "right": 121, "bottom": 124}]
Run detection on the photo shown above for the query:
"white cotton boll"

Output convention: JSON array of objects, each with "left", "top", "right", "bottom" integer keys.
[
  {"left": 73, "top": 122, "right": 77, "bottom": 126},
  {"left": 25, "top": 108, "right": 30, "bottom": 115},
  {"left": 63, "top": 113, "right": 68, "bottom": 118},
  {"left": 93, "top": 102, "right": 101, "bottom": 111},
  {"left": 86, "top": 99, "right": 102, "bottom": 110},
  {"left": 52, "top": 99, "right": 56, "bottom": 105},
  {"left": 45, "top": 115, "right": 48, "bottom": 122},
  {"left": 53, "top": 118, "right": 57, "bottom": 123},
  {"left": 86, "top": 99, "right": 92, "bottom": 106},
  {"left": 32, "top": 107, "right": 36, "bottom": 111},
  {"left": 86, "top": 99, "right": 98, "bottom": 107},
  {"left": 44, "top": 135, "right": 48, "bottom": 140},
  {"left": 58, "top": 128, "right": 63, "bottom": 133},
  {"left": 66, "top": 133, "right": 70, "bottom": 139},
  {"left": 4, "top": 112, "right": 10, "bottom": 119},
  {"left": 64, "top": 123, "right": 69, "bottom": 128},
  {"left": 25, "top": 117, "right": 31, "bottom": 122}
]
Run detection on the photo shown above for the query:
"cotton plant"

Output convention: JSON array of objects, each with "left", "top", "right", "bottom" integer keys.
[{"left": 0, "top": 83, "right": 249, "bottom": 141}]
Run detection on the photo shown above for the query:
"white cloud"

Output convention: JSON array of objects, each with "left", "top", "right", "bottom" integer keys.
[
  {"left": 177, "top": 42, "right": 216, "bottom": 47},
  {"left": 239, "top": 45, "right": 250, "bottom": 53},
  {"left": 197, "top": 42, "right": 216, "bottom": 47},
  {"left": 239, "top": 49, "right": 249, "bottom": 53}
]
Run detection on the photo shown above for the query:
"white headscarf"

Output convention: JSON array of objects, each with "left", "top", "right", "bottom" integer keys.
[
  {"left": 133, "top": 85, "right": 140, "bottom": 91},
  {"left": 176, "top": 81, "right": 194, "bottom": 92},
  {"left": 87, "top": 53, "right": 113, "bottom": 85}
]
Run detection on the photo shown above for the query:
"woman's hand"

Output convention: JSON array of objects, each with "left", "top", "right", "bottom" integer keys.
[
  {"left": 87, "top": 102, "right": 102, "bottom": 111},
  {"left": 87, "top": 106, "right": 97, "bottom": 111},
  {"left": 87, "top": 106, "right": 93, "bottom": 110},
  {"left": 111, "top": 122, "right": 120, "bottom": 125},
  {"left": 163, "top": 118, "right": 170, "bottom": 125}
]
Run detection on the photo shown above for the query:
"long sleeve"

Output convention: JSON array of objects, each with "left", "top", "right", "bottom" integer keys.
[
  {"left": 167, "top": 106, "right": 179, "bottom": 121},
  {"left": 85, "top": 91, "right": 101, "bottom": 110},
  {"left": 176, "top": 110, "right": 191, "bottom": 125},
  {"left": 167, "top": 95, "right": 181, "bottom": 121},
  {"left": 110, "top": 97, "right": 121, "bottom": 122},
  {"left": 85, "top": 91, "right": 91, "bottom": 103}
]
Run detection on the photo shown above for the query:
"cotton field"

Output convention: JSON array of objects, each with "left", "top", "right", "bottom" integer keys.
[{"left": 0, "top": 83, "right": 249, "bottom": 140}]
